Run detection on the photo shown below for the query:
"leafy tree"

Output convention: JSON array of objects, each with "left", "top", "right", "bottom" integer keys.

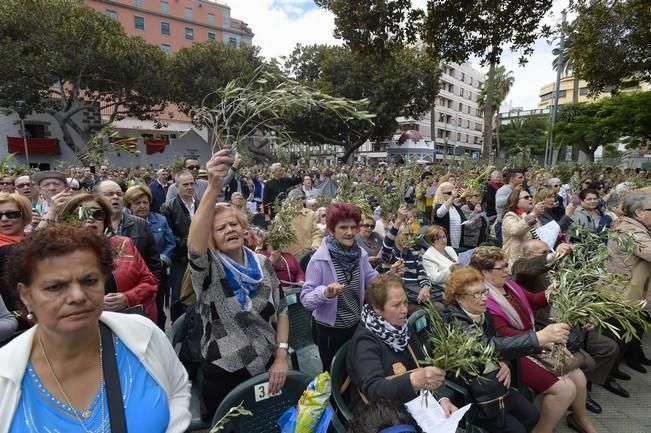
[
  {"left": 499, "top": 115, "right": 549, "bottom": 157},
  {"left": 316, "top": 0, "right": 554, "bottom": 158},
  {"left": 477, "top": 65, "right": 515, "bottom": 155},
  {"left": 553, "top": 102, "right": 618, "bottom": 162},
  {"left": 168, "top": 41, "right": 264, "bottom": 115},
  {"left": 0, "top": 0, "right": 169, "bottom": 158},
  {"left": 283, "top": 44, "right": 440, "bottom": 162},
  {"left": 567, "top": 0, "right": 651, "bottom": 94}
]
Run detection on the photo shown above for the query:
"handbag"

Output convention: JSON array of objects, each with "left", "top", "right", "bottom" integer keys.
[
  {"left": 465, "top": 369, "right": 509, "bottom": 425},
  {"left": 99, "top": 322, "right": 128, "bottom": 433}
]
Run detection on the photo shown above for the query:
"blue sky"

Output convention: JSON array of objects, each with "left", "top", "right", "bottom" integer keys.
[{"left": 229, "top": 0, "right": 570, "bottom": 110}]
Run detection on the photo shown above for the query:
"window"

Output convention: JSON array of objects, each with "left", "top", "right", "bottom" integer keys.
[
  {"left": 134, "top": 0, "right": 143, "bottom": 7},
  {"left": 207, "top": 13, "right": 215, "bottom": 25},
  {"left": 161, "top": 22, "right": 170, "bottom": 35},
  {"left": 461, "top": 72, "right": 465, "bottom": 82},
  {"left": 134, "top": 16, "right": 145, "bottom": 30},
  {"left": 459, "top": 103, "right": 463, "bottom": 111},
  {"left": 579, "top": 87, "right": 588, "bottom": 96},
  {"left": 185, "top": 27, "right": 194, "bottom": 40},
  {"left": 207, "top": 32, "right": 216, "bottom": 41},
  {"left": 106, "top": 10, "right": 117, "bottom": 20},
  {"left": 161, "top": 44, "right": 172, "bottom": 54},
  {"left": 160, "top": 1, "right": 169, "bottom": 14},
  {"left": 460, "top": 88, "right": 464, "bottom": 97},
  {"left": 228, "top": 37, "right": 237, "bottom": 47},
  {"left": 184, "top": 7, "right": 193, "bottom": 20}
]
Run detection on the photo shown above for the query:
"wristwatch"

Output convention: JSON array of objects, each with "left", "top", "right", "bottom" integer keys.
[{"left": 277, "top": 342, "right": 289, "bottom": 351}]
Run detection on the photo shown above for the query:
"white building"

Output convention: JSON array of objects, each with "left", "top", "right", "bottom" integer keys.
[{"left": 358, "top": 61, "right": 485, "bottom": 164}]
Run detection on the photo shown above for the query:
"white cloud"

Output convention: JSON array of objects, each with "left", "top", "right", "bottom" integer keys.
[{"left": 229, "top": 0, "right": 572, "bottom": 110}]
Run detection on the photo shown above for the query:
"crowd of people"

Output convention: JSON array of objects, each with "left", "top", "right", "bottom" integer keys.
[{"left": 0, "top": 152, "right": 649, "bottom": 433}]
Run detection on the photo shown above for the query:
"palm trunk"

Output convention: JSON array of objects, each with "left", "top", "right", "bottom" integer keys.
[{"left": 481, "top": 59, "right": 497, "bottom": 159}]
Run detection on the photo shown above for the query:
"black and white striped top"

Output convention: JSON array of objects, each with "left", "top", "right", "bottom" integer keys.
[{"left": 332, "top": 260, "right": 361, "bottom": 329}]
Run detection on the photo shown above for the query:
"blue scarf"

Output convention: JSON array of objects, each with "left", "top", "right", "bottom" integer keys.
[
  {"left": 217, "top": 247, "right": 263, "bottom": 311},
  {"left": 326, "top": 235, "right": 361, "bottom": 273}
]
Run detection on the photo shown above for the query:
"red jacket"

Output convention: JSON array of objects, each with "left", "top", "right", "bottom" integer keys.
[{"left": 109, "top": 236, "right": 158, "bottom": 321}]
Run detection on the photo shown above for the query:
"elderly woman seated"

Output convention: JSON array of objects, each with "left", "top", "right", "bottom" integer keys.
[
  {"left": 347, "top": 273, "right": 457, "bottom": 415},
  {"left": 443, "top": 266, "right": 572, "bottom": 433},
  {"left": 422, "top": 225, "right": 458, "bottom": 299},
  {"left": 470, "top": 246, "right": 597, "bottom": 433}
]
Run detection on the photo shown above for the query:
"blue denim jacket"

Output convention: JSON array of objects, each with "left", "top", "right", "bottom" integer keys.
[{"left": 147, "top": 211, "right": 175, "bottom": 265}]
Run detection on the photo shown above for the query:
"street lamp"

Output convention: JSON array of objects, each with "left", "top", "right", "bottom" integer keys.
[{"left": 14, "top": 100, "right": 31, "bottom": 172}]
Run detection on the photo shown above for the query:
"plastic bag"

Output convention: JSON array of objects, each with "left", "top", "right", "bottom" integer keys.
[
  {"left": 278, "top": 406, "right": 334, "bottom": 433},
  {"left": 296, "top": 372, "right": 331, "bottom": 433}
]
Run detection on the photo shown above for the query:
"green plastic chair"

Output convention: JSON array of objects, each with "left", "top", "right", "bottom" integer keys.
[
  {"left": 329, "top": 342, "right": 354, "bottom": 426},
  {"left": 166, "top": 314, "right": 209, "bottom": 432},
  {"left": 285, "top": 288, "right": 320, "bottom": 372},
  {"left": 211, "top": 371, "right": 344, "bottom": 433}
]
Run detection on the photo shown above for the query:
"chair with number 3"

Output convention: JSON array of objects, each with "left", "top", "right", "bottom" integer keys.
[{"left": 211, "top": 370, "right": 345, "bottom": 433}]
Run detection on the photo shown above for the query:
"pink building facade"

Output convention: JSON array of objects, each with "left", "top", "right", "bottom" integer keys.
[{"left": 85, "top": 0, "right": 253, "bottom": 53}]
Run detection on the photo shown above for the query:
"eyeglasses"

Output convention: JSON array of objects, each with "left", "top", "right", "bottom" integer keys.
[
  {"left": 0, "top": 210, "right": 22, "bottom": 219},
  {"left": 77, "top": 207, "right": 105, "bottom": 221},
  {"left": 15, "top": 183, "right": 30, "bottom": 189},
  {"left": 464, "top": 288, "right": 489, "bottom": 299},
  {"left": 361, "top": 224, "right": 375, "bottom": 229},
  {"left": 186, "top": 165, "right": 200, "bottom": 170},
  {"left": 520, "top": 195, "right": 532, "bottom": 200}
]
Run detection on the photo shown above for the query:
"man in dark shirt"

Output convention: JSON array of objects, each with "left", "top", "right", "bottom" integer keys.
[{"left": 262, "top": 163, "right": 300, "bottom": 221}]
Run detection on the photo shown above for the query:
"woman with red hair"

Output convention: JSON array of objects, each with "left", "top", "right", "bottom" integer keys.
[{"left": 301, "top": 202, "right": 379, "bottom": 370}]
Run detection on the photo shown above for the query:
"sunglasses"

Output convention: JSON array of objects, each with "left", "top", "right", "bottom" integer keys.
[
  {"left": 77, "top": 207, "right": 105, "bottom": 221},
  {"left": 442, "top": 191, "right": 452, "bottom": 195},
  {"left": 361, "top": 224, "right": 375, "bottom": 229},
  {"left": 186, "top": 165, "right": 200, "bottom": 170},
  {"left": 520, "top": 195, "right": 532, "bottom": 200},
  {"left": 15, "top": 183, "right": 31, "bottom": 188},
  {"left": 0, "top": 210, "right": 22, "bottom": 219},
  {"left": 0, "top": 182, "right": 14, "bottom": 186}
]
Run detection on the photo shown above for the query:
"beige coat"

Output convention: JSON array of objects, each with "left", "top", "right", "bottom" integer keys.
[
  {"left": 286, "top": 208, "right": 321, "bottom": 258},
  {"left": 607, "top": 216, "right": 651, "bottom": 306},
  {"left": 502, "top": 211, "right": 538, "bottom": 270}
]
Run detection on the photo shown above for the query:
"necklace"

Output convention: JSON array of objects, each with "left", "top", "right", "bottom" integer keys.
[{"left": 37, "top": 332, "right": 105, "bottom": 433}]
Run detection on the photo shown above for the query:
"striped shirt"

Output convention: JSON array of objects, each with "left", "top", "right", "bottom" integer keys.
[
  {"left": 381, "top": 226, "right": 434, "bottom": 302},
  {"left": 332, "top": 260, "right": 361, "bottom": 328},
  {"left": 436, "top": 204, "right": 462, "bottom": 248}
]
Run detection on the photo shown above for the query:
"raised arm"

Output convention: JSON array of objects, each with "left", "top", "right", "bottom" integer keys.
[{"left": 187, "top": 149, "right": 233, "bottom": 257}]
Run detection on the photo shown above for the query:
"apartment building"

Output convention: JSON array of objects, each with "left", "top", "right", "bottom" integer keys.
[
  {"left": 85, "top": 0, "right": 253, "bottom": 53},
  {"left": 538, "top": 75, "right": 648, "bottom": 108},
  {"left": 357, "top": 61, "right": 485, "bottom": 164}
]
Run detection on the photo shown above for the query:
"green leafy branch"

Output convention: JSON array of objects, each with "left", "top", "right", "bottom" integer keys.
[
  {"left": 264, "top": 197, "right": 299, "bottom": 251},
  {"left": 209, "top": 402, "right": 252, "bottom": 433},
  {"left": 420, "top": 303, "right": 500, "bottom": 378}
]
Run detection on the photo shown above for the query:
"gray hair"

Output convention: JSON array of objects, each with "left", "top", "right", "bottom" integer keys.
[
  {"left": 175, "top": 169, "right": 194, "bottom": 181},
  {"left": 622, "top": 191, "right": 651, "bottom": 218},
  {"left": 547, "top": 177, "right": 561, "bottom": 186},
  {"left": 604, "top": 191, "right": 624, "bottom": 212},
  {"left": 490, "top": 170, "right": 501, "bottom": 180}
]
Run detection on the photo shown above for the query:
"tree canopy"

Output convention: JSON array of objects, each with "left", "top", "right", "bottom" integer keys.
[
  {"left": 283, "top": 44, "right": 440, "bottom": 162},
  {"left": 499, "top": 115, "right": 548, "bottom": 157},
  {"left": 0, "top": 0, "right": 170, "bottom": 157},
  {"left": 553, "top": 91, "right": 651, "bottom": 161},
  {"left": 567, "top": 0, "right": 650, "bottom": 94}
]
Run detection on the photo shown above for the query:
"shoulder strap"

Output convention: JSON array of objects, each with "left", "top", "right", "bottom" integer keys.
[
  {"left": 99, "top": 322, "right": 128, "bottom": 433},
  {"left": 407, "top": 344, "right": 420, "bottom": 368}
]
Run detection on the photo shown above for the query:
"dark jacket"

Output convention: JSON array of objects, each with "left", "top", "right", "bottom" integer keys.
[
  {"left": 432, "top": 203, "right": 466, "bottom": 248},
  {"left": 224, "top": 175, "right": 251, "bottom": 202},
  {"left": 443, "top": 304, "right": 541, "bottom": 361},
  {"left": 160, "top": 196, "right": 197, "bottom": 263},
  {"left": 118, "top": 212, "right": 162, "bottom": 283},
  {"left": 347, "top": 324, "right": 452, "bottom": 407},
  {"left": 262, "top": 177, "right": 300, "bottom": 216},
  {"left": 511, "top": 254, "right": 550, "bottom": 294},
  {"left": 149, "top": 180, "right": 167, "bottom": 213},
  {"left": 537, "top": 210, "right": 573, "bottom": 232}
]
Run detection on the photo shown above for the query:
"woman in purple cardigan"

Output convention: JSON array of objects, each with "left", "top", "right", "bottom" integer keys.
[{"left": 301, "top": 203, "right": 379, "bottom": 371}]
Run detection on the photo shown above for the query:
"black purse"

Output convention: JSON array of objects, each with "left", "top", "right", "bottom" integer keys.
[
  {"left": 99, "top": 323, "right": 128, "bottom": 433},
  {"left": 466, "top": 369, "right": 509, "bottom": 426}
]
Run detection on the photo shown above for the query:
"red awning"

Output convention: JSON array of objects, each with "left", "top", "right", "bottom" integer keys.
[
  {"left": 145, "top": 139, "right": 167, "bottom": 155},
  {"left": 7, "top": 136, "right": 60, "bottom": 155}
]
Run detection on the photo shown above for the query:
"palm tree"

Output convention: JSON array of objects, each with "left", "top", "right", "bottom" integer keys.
[
  {"left": 552, "top": 35, "right": 580, "bottom": 161},
  {"left": 478, "top": 65, "right": 515, "bottom": 157}
]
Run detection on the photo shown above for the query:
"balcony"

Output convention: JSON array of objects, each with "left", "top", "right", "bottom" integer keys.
[{"left": 7, "top": 136, "right": 60, "bottom": 155}]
